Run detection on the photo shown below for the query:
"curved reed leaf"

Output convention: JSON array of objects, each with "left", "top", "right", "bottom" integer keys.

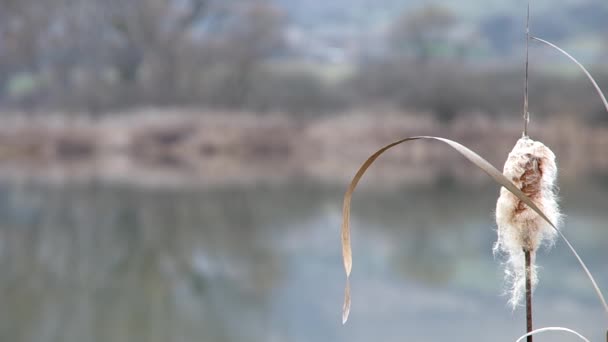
[
  {"left": 515, "top": 327, "right": 590, "bottom": 342},
  {"left": 341, "top": 136, "right": 608, "bottom": 324},
  {"left": 532, "top": 36, "right": 608, "bottom": 114}
]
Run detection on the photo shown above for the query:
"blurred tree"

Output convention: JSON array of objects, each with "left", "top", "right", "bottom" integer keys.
[
  {"left": 102, "top": 0, "right": 285, "bottom": 107},
  {"left": 105, "top": 0, "right": 214, "bottom": 102},
  {"left": 205, "top": 2, "right": 286, "bottom": 106},
  {"left": 389, "top": 5, "right": 457, "bottom": 64},
  {"left": 0, "top": 0, "right": 56, "bottom": 100}
]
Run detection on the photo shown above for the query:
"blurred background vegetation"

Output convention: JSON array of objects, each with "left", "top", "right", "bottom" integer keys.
[{"left": 1, "top": 0, "right": 607, "bottom": 121}]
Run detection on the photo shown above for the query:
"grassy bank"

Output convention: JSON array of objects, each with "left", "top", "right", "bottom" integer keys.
[{"left": 0, "top": 108, "right": 606, "bottom": 188}]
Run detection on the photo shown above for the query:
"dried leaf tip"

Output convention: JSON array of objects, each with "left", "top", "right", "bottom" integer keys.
[
  {"left": 342, "top": 280, "right": 351, "bottom": 324},
  {"left": 495, "top": 136, "right": 562, "bottom": 307}
]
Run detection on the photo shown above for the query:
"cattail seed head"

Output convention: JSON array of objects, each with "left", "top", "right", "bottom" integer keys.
[{"left": 495, "top": 136, "right": 562, "bottom": 308}]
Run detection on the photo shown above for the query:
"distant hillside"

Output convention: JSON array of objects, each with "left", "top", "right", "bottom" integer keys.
[
  {"left": 275, "top": 0, "right": 608, "bottom": 59},
  {"left": 276, "top": 0, "right": 608, "bottom": 24}
]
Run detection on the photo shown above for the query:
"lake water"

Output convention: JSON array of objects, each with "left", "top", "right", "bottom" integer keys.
[{"left": 0, "top": 179, "right": 606, "bottom": 342}]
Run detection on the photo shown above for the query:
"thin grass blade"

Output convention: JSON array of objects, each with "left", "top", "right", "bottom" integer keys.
[
  {"left": 532, "top": 36, "right": 608, "bottom": 114},
  {"left": 515, "top": 327, "right": 590, "bottom": 342},
  {"left": 530, "top": 36, "right": 608, "bottom": 313},
  {"left": 341, "top": 136, "right": 607, "bottom": 323}
]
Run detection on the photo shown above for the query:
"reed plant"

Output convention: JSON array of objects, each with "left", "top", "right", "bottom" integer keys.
[{"left": 339, "top": 1, "right": 608, "bottom": 341}]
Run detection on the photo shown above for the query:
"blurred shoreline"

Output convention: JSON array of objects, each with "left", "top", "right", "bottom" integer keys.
[{"left": 0, "top": 108, "right": 607, "bottom": 188}]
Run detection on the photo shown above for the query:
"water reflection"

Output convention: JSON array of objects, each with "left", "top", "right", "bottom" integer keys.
[{"left": 0, "top": 180, "right": 606, "bottom": 342}]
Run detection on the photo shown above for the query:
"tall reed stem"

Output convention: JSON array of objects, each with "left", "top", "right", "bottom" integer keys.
[
  {"left": 523, "top": 1, "right": 531, "bottom": 137},
  {"left": 525, "top": 249, "right": 533, "bottom": 342},
  {"left": 523, "top": 3, "right": 533, "bottom": 337},
  {"left": 522, "top": 3, "right": 533, "bottom": 337}
]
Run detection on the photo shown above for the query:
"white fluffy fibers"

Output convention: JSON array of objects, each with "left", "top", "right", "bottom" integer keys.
[{"left": 495, "top": 136, "right": 562, "bottom": 308}]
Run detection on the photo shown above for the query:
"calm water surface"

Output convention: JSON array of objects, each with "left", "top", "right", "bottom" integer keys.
[{"left": 0, "top": 179, "right": 606, "bottom": 342}]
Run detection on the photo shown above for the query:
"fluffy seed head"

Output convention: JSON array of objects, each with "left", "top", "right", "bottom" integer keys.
[{"left": 495, "top": 136, "right": 562, "bottom": 308}]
